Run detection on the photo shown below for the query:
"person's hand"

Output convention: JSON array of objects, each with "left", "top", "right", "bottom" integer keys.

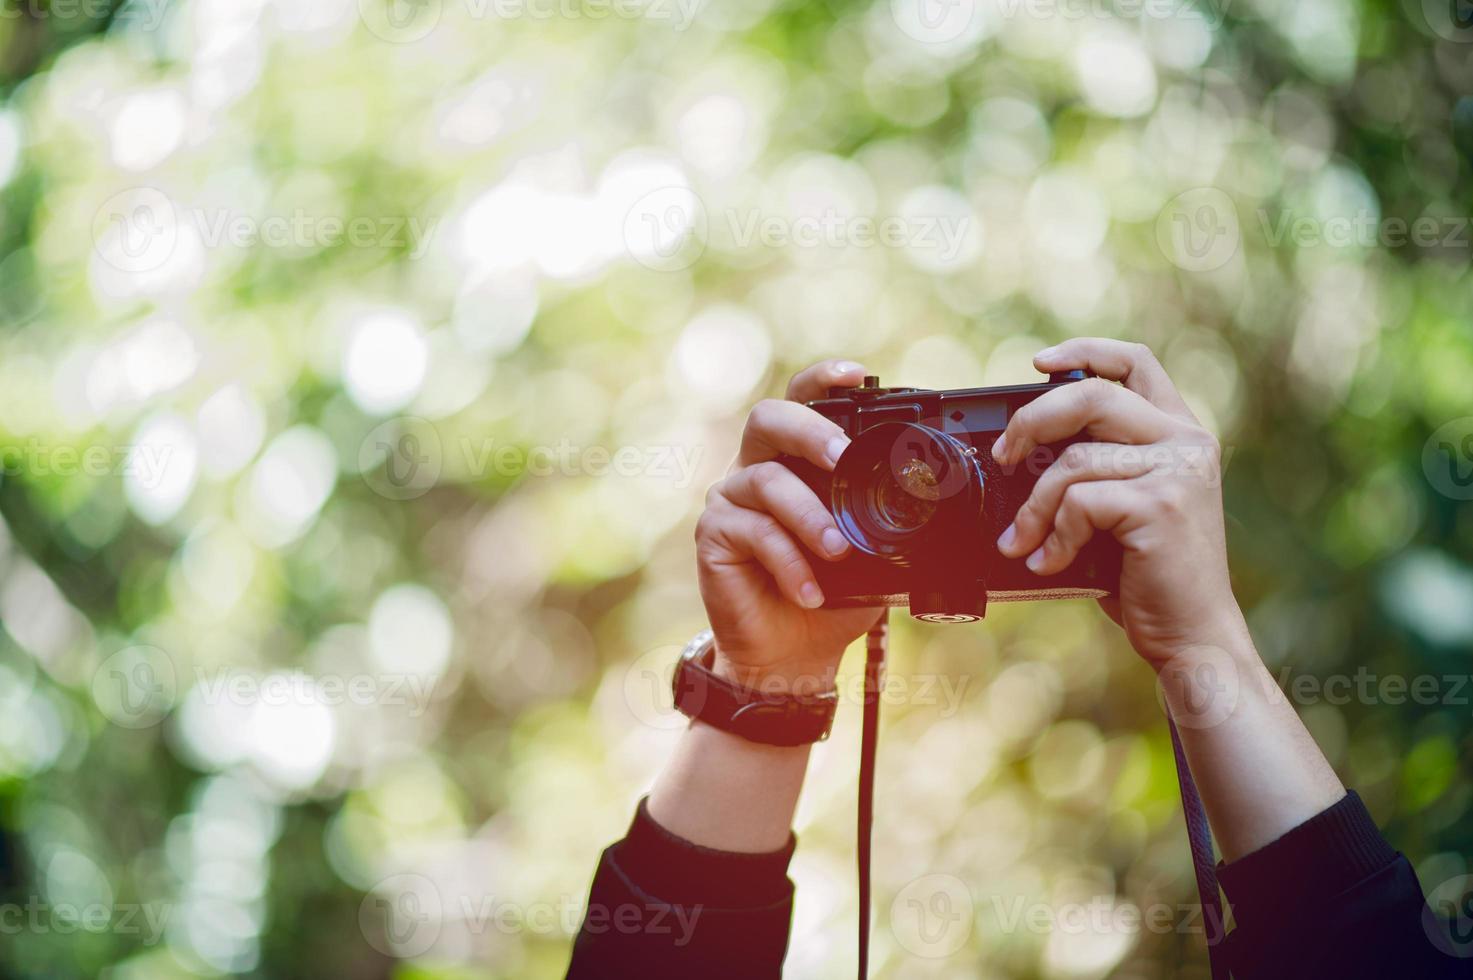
[
  {"left": 993, "top": 338, "right": 1243, "bottom": 669},
  {"left": 696, "top": 360, "right": 884, "bottom": 692}
]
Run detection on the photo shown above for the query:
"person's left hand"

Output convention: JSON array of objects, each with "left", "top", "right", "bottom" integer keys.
[{"left": 991, "top": 338, "right": 1242, "bottom": 670}]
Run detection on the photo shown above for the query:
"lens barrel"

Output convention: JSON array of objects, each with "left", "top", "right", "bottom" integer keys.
[{"left": 831, "top": 422, "right": 985, "bottom": 562}]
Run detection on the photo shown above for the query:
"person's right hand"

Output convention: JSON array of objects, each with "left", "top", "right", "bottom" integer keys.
[{"left": 696, "top": 360, "right": 884, "bottom": 693}]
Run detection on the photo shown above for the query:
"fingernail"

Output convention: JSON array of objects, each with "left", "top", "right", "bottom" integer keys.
[
  {"left": 997, "top": 523, "right": 1017, "bottom": 554},
  {"left": 799, "top": 581, "right": 825, "bottom": 608},
  {"left": 826, "top": 435, "right": 850, "bottom": 468},
  {"left": 1025, "top": 548, "right": 1046, "bottom": 572},
  {"left": 821, "top": 527, "right": 849, "bottom": 557},
  {"left": 1035, "top": 345, "right": 1060, "bottom": 361},
  {"left": 834, "top": 361, "right": 863, "bottom": 375},
  {"left": 990, "top": 434, "right": 1007, "bottom": 461}
]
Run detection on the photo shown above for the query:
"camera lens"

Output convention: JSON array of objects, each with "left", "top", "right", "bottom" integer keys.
[
  {"left": 831, "top": 422, "right": 984, "bottom": 561},
  {"left": 869, "top": 456, "right": 940, "bottom": 532}
]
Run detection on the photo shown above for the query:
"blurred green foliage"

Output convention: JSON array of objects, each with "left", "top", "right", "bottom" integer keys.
[{"left": 0, "top": 0, "right": 1471, "bottom": 977}]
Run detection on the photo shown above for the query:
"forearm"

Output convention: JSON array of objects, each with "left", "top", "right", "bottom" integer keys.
[
  {"left": 568, "top": 719, "right": 807, "bottom": 977},
  {"left": 1159, "top": 607, "right": 1346, "bottom": 862},
  {"left": 648, "top": 719, "right": 812, "bottom": 853}
]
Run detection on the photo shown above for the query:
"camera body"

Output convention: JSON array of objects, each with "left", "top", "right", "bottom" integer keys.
[{"left": 783, "top": 370, "right": 1122, "bottom": 623}]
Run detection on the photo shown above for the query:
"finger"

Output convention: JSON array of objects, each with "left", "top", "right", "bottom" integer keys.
[
  {"left": 998, "top": 443, "right": 1154, "bottom": 558},
  {"left": 717, "top": 461, "right": 851, "bottom": 560},
  {"left": 785, "top": 359, "right": 867, "bottom": 403},
  {"left": 992, "top": 378, "right": 1173, "bottom": 466},
  {"left": 1025, "top": 480, "right": 1140, "bottom": 576},
  {"left": 1032, "top": 338, "right": 1196, "bottom": 421},
  {"left": 699, "top": 502, "right": 824, "bottom": 608},
  {"left": 736, "top": 398, "right": 851, "bottom": 472}
]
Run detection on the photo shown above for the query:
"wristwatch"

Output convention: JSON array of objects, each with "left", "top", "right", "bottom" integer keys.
[{"left": 671, "top": 629, "right": 839, "bottom": 747}]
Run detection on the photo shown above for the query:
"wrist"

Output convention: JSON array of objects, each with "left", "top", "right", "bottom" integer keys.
[
  {"left": 1140, "top": 600, "right": 1253, "bottom": 672},
  {"left": 710, "top": 643, "right": 841, "bottom": 698},
  {"left": 649, "top": 719, "right": 811, "bottom": 853},
  {"left": 1152, "top": 608, "right": 1267, "bottom": 730}
]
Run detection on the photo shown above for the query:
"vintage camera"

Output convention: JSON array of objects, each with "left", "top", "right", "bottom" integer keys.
[{"left": 783, "top": 370, "right": 1123, "bottom": 623}]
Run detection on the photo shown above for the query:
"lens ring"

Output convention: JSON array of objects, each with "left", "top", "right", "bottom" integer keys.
[
  {"left": 868, "top": 455, "right": 940, "bottom": 533},
  {"left": 831, "top": 422, "right": 984, "bottom": 560}
]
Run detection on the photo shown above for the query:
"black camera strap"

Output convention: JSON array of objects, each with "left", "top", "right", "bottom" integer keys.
[
  {"left": 1168, "top": 715, "right": 1230, "bottom": 979},
  {"left": 854, "top": 619, "right": 1228, "bottom": 979},
  {"left": 857, "top": 611, "right": 887, "bottom": 979}
]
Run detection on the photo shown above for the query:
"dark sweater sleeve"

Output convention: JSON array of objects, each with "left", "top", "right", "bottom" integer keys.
[
  {"left": 1220, "top": 790, "right": 1473, "bottom": 978},
  {"left": 566, "top": 798, "right": 797, "bottom": 979}
]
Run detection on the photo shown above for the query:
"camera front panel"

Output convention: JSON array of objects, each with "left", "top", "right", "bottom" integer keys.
[{"left": 783, "top": 374, "right": 1123, "bottom": 619}]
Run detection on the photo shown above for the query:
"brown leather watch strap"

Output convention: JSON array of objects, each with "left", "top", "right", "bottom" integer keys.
[{"left": 670, "top": 630, "right": 839, "bottom": 747}]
